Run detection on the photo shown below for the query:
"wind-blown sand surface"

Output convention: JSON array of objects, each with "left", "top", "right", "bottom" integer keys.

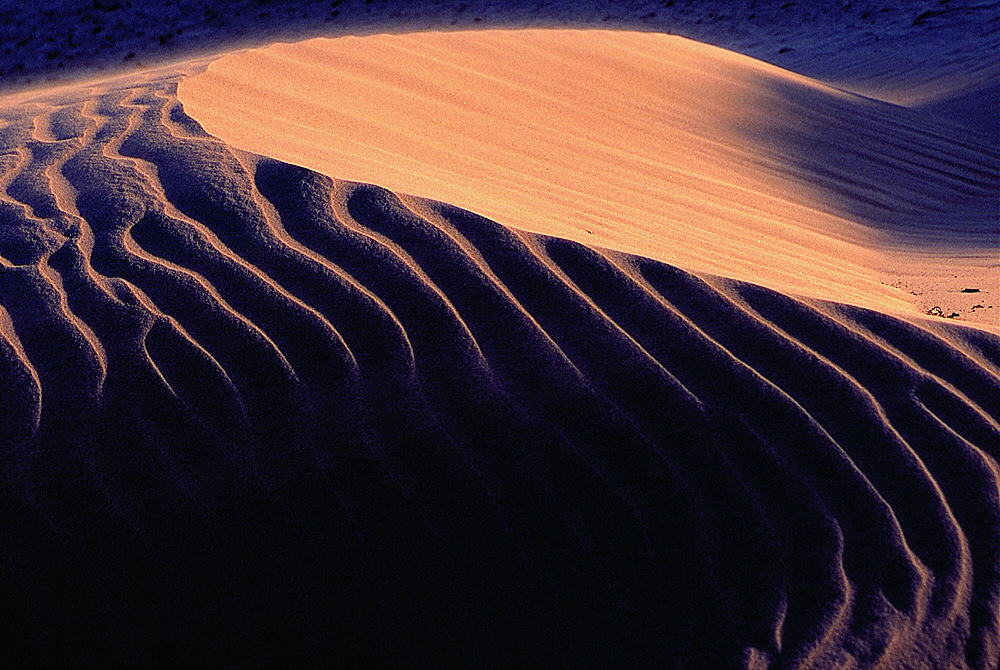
[
  {"left": 179, "top": 29, "right": 999, "bottom": 326},
  {"left": 1, "top": 2, "right": 999, "bottom": 668}
]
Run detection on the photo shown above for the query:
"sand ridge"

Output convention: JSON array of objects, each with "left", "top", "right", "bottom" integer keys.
[
  {"left": 0, "top": 71, "right": 998, "bottom": 666},
  {"left": 178, "top": 30, "right": 999, "bottom": 329},
  {"left": 4, "top": 2, "right": 996, "bottom": 137},
  {"left": 1, "top": 1, "right": 999, "bottom": 665}
]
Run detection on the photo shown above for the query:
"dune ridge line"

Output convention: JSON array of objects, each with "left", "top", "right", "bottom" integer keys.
[
  {"left": 178, "top": 29, "right": 999, "bottom": 328},
  {"left": 0, "top": 66, "right": 997, "bottom": 666}
]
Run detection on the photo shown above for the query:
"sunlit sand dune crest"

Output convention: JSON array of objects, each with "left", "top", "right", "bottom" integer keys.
[{"left": 179, "top": 30, "right": 999, "bottom": 327}]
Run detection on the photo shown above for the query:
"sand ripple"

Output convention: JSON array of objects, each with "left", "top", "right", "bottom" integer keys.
[{"left": 1, "top": 75, "right": 998, "bottom": 668}]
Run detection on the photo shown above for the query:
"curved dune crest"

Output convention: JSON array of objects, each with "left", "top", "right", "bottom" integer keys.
[
  {"left": 178, "top": 30, "right": 999, "bottom": 327},
  {"left": 1, "top": 73, "right": 999, "bottom": 666}
]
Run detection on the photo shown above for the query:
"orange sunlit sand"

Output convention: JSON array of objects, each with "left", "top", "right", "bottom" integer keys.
[{"left": 180, "top": 30, "right": 998, "bottom": 327}]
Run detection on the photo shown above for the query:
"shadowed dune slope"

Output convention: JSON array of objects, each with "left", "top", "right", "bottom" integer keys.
[
  {"left": 178, "top": 30, "right": 1000, "bottom": 328},
  {"left": 2, "top": 74, "right": 1000, "bottom": 667}
]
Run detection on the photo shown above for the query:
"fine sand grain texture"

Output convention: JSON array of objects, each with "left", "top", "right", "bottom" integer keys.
[
  {"left": 179, "top": 30, "right": 999, "bottom": 328},
  {"left": 4, "top": 3, "right": 996, "bottom": 137},
  {"left": 0, "top": 71, "right": 999, "bottom": 667},
  {"left": 2, "top": 1, "right": 999, "bottom": 667}
]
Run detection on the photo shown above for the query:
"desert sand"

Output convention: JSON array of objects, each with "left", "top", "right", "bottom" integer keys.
[
  {"left": 179, "top": 29, "right": 998, "bottom": 326},
  {"left": 1, "top": 1, "right": 998, "bottom": 667}
]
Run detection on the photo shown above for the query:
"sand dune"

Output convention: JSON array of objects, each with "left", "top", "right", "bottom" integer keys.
[
  {"left": 1, "top": 70, "right": 999, "bottom": 666},
  {"left": 178, "top": 31, "right": 999, "bottom": 328}
]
